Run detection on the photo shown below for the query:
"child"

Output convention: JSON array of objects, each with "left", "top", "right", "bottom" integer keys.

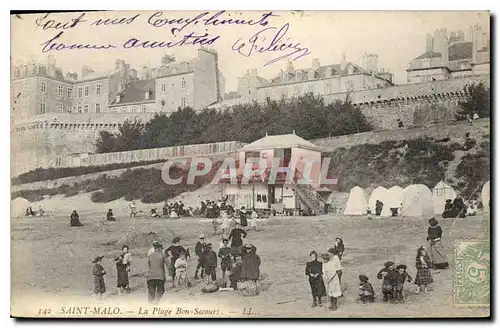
[
  {"left": 305, "top": 251, "right": 326, "bottom": 307},
  {"left": 393, "top": 264, "right": 413, "bottom": 303},
  {"left": 218, "top": 239, "right": 233, "bottom": 287},
  {"left": 377, "top": 261, "right": 396, "bottom": 302},
  {"left": 250, "top": 209, "right": 258, "bottom": 231},
  {"left": 357, "top": 275, "right": 375, "bottom": 303},
  {"left": 194, "top": 234, "right": 206, "bottom": 280},
  {"left": 229, "top": 256, "right": 243, "bottom": 290},
  {"left": 92, "top": 256, "right": 106, "bottom": 300},
  {"left": 414, "top": 246, "right": 434, "bottom": 294},
  {"left": 204, "top": 243, "right": 218, "bottom": 284},
  {"left": 174, "top": 253, "right": 188, "bottom": 288}
]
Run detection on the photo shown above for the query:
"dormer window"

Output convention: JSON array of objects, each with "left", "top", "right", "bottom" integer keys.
[
  {"left": 326, "top": 67, "right": 334, "bottom": 77},
  {"left": 115, "top": 94, "right": 120, "bottom": 103},
  {"left": 181, "top": 62, "right": 188, "bottom": 71},
  {"left": 347, "top": 65, "right": 355, "bottom": 75},
  {"left": 145, "top": 91, "right": 150, "bottom": 100}
]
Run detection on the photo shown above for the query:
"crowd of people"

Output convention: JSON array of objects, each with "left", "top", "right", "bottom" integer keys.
[
  {"left": 91, "top": 223, "right": 262, "bottom": 303},
  {"left": 304, "top": 218, "right": 449, "bottom": 311}
]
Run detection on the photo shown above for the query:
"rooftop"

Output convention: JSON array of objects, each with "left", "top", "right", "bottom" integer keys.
[
  {"left": 413, "top": 51, "right": 442, "bottom": 60},
  {"left": 240, "top": 132, "right": 321, "bottom": 152},
  {"left": 110, "top": 79, "right": 156, "bottom": 106}
]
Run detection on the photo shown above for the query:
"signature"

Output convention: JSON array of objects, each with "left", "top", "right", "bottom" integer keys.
[{"left": 232, "top": 24, "right": 310, "bottom": 66}]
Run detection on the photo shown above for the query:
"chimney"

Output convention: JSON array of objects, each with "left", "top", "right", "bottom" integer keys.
[
  {"left": 312, "top": 58, "right": 320, "bottom": 71},
  {"left": 129, "top": 68, "right": 138, "bottom": 80},
  {"left": 426, "top": 33, "right": 434, "bottom": 52},
  {"left": 82, "top": 66, "right": 94, "bottom": 78},
  {"left": 340, "top": 53, "right": 348, "bottom": 71}
]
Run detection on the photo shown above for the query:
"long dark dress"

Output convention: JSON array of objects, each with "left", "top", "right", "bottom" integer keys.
[
  {"left": 305, "top": 260, "right": 326, "bottom": 297},
  {"left": 427, "top": 225, "right": 449, "bottom": 269},
  {"left": 70, "top": 212, "right": 83, "bottom": 226},
  {"left": 115, "top": 255, "right": 129, "bottom": 288}
]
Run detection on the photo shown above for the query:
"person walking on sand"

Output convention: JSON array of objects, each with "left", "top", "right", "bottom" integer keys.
[
  {"left": 129, "top": 201, "right": 137, "bottom": 218},
  {"left": 321, "top": 252, "right": 342, "bottom": 311},
  {"left": 305, "top": 250, "right": 326, "bottom": 307},
  {"left": 114, "top": 245, "right": 132, "bottom": 294},
  {"left": 165, "top": 237, "right": 188, "bottom": 288},
  {"left": 414, "top": 246, "right": 434, "bottom": 294},
  {"left": 228, "top": 222, "right": 247, "bottom": 260},
  {"left": 427, "top": 218, "right": 449, "bottom": 269},
  {"left": 92, "top": 256, "right": 106, "bottom": 300},
  {"left": 147, "top": 241, "right": 169, "bottom": 304}
]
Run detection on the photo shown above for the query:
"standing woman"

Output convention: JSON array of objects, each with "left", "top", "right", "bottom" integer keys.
[
  {"left": 305, "top": 251, "right": 326, "bottom": 307},
  {"left": 321, "top": 252, "right": 342, "bottom": 311},
  {"left": 427, "top": 218, "right": 449, "bottom": 269},
  {"left": 115, "top": 245, "right": 132, "bottom": 294}
]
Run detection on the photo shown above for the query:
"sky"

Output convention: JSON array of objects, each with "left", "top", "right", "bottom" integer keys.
[{"left": 11, "top": 10, "right": 489, "bottom": 92}]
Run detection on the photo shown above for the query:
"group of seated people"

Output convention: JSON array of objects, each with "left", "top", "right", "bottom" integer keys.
[
  {"left": 162, "top": 201, "right": 192, "bottom": 218},
  {"left": 25, "top": 206, "right": 44, "bottom": 217},
  {"left": 442, "top": 197, "right": 469, "bottom": 218}
]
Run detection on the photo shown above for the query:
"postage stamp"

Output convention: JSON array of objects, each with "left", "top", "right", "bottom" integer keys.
[{"left": 453, "top": 240, "right": 490, "bottom": 307}]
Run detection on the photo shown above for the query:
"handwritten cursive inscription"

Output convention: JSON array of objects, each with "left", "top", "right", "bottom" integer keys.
[
  {"left": 40, "top": 31, "right": 116, "bottom": 53},
  {"left": 35, "top": 13, "right": 87, "bottom": 30},
  {"left": 232, "top": 23, "right": 310, "bottom": 66},
  {"left": 147, "top": 11, "right": 278, "bottom": 34},
  {"left": 123, "top": 31, "right": 220, "bottom": 49}
]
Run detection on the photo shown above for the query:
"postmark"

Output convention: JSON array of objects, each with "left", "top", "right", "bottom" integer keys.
[{"left": 454, "top": 240, "right": 490, "bottom": 307}]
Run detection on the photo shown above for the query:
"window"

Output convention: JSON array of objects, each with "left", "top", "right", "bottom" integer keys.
[
  {"left": 181, "top": 97, "right": 187, "bottom": 108},
  {"left": 145, "top": 91, "right": 150, "bottom": 100},
  {"left": 347, "top": 65, "right": 355, "bottom": 74},
  {"left": 84, "top": 86, "right": 89, "bottom": 97},
  {"left": 57, "top": 85, "right": 63, "bottom": 97},
  {"left": 346, "top": 80, "right": 354, "bottom": 91},
  {"left": 67, "top": 87, "right": 72, "bottom": 98},
  {"left": 84, "top": 104, "right": 89, "bottom": 113},
  {"left": 39, "top": 98, "right": 46, "bottom": 114},
  {"left": 181, "top": 78, "right": 186, "bottom": 89},
  {"left": 161, "top": 84, "right": 166, "bottom": 92},
  {"left": 96, "top": 84, "right": 102, "bottom": 96},
  {"left": 132, "top": 105, "right": 137, "bottom": 113},
  {"left": 422, "top": 59, "right": 431, "bottom": 69},
  {"left": 181, "top": 62, "right": 188, "bottom": 71},
  {"left": 41, "top": 82, "right": 47, "bottom": 94},
  {"left": 77, "top": 87, "right": 83, "bottom": 98},
  {"left": 66, "top": 105, "right": 72, "bottom": 113},
  {"left": 325, "top": 82, "right": 332, "bottom": 94},
  {"left": 56, "top": 103, "right": 63, "bottom": 113},
  {"left": 141, "top": 104, "right": 147, "bottom": 113},
  {"left": 121, "top": 106, "right": 128, "bottom": 113},
  {"left": 15, "top": 68, "right": 20, "bottom": 78},
  {"left": 95, "top": 103, "right": 101, "bottom": 113},
  {"left": 77, "top": 105, "right": 82, "bottom": 113}
]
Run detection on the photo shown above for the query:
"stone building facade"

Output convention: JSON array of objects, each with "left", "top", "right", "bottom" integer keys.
[{"left": 407, "top": 25, "right": 490, "bottom": 83}]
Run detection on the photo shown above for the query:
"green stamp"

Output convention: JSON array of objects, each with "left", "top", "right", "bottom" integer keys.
[{"left": 454, "top": 240, "right": 490, "bottom": 307}]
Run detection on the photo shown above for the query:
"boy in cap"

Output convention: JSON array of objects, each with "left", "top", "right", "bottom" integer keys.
[
  {"left": 377, "top": 261, "right": 396, "bottom": 302},
  {"left": 92, "top": 255, "right": 106, "bottom": 300},
  {"left": 218, "top": 239, "right": 232, "bottom": 287},
  {"left": 393, "top": 264, "right": 413, "bottom": 303},
  {"left": 194, "top": 234, "right": 207, "bottom": 280},
  {"left": 204, "top": 243, "right": 218, "bottom": 284}
]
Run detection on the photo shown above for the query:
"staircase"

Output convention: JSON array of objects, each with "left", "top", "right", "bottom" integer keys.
[{"left": 292, "top": 169, "right": 327, "bottom": 215}]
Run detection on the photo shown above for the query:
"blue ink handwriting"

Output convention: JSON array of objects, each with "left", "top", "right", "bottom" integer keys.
[
  {"left": 232, "top": 23, "right": 310, "bottom": 66},
  {"left": 35, "top": 13, "right": 87, "bottom": 30},
  {"left": 40, "top": 31, "right": 116, "bottom": 53}
]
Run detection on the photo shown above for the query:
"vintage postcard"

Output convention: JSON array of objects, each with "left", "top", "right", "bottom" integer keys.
[{"left": 10, "top": 10, "right": 490, "bottom": 318}]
